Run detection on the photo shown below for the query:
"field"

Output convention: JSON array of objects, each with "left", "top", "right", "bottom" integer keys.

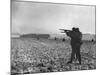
[{"left": 11, "top": 38, "right": 96, "bottom": 74}]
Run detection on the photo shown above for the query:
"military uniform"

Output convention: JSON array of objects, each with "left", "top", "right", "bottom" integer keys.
[{"left": 66, "top": 28, "right": 82, "bottom": 64}]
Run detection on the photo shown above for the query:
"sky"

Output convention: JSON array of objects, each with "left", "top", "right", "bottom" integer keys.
[{"left": 11, "top": 1, "right": 96, "bottom": 34}]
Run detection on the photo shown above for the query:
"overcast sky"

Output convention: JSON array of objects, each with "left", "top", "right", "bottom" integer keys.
[{"left": 11, "top": 1, "right": 95, "bottom": 34}]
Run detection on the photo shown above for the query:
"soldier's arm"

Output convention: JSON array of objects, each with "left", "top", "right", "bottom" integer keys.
[
  {"left": 65, "top": 31, "right": 72, "bottom": 37},
  {"left": 65, "top": 31, "right": 69, "bottom": 36}
]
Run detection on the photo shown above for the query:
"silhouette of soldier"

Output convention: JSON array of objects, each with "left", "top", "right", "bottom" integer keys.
[
  {"left": 91, "top": 39, "right": 94, "bottom": 42},
  {"left": 54, "top": 37, "right": 57, "bottom": 40},
  {"left": 65, "top": 27, "right": 82, "bottom": 64},
  {"left": 62, "top": 38, "right": 65, "bottom": 42}
]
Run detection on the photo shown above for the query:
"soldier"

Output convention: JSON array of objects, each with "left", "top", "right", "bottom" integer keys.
[
  {"left": 54, "top": 37, "right": 57, "bottom": 40},
  {"left": 91, "top": 39, "right": 94, "bottom": 42},
  {"left": 65, "top": 27, "right": 82, "bottom": 64},
  {"left": 62, "top": 38, "right": 65, "bottom": 42}
]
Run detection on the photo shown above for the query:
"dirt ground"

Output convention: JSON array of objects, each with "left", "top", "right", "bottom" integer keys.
[{"left": 11, "top": 38, "right": 96, "bottom": 74}]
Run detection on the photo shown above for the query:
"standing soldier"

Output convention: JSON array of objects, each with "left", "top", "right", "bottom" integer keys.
[
  {"left": 65, "top": 27, "right": 82, "bottom": 64},
  {"left": 62, "top": 38, "right": 65, "bottom": 42}
]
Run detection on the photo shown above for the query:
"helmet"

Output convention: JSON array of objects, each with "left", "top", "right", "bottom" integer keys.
[
  {"left": 76, "top": 28, "right": 79, "bottom": 31},
  {"left": 72, "top": 27, "right": 76, "bottom": 31}
]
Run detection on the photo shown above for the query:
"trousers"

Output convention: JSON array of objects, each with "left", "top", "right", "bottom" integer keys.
[{"left": 70, "top": 43, "right": 81, "bottom": 63}]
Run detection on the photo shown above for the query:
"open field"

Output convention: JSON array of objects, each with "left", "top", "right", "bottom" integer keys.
[{"left": 11, "top": 38, "right": 96, "bottom": 74}]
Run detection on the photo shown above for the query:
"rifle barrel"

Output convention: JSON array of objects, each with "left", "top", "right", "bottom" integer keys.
[
  {"left": 59, "top": 29, "right": 71, "bottom": 31},
  {"left": 61, "top": 32, "right": 65, "bottom": 33},
  {"left": 59, "top": 29, "right": 66, "bottom": 30}
]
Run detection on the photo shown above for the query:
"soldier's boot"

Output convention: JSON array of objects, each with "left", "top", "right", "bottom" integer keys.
[
  {"left": 79, "top": 57, "right": 81, "bottom": 65},
  {"left": 67, "top": 51, "right": 75, "bottom": 64},
  {"left": 77, "top": 54, "right": 81, "bottom": 65},
  {"left": 67, "top": 60, "right": 72, "bottom": 64},
  {"left": 67, "top": 56, "right": 73, "bottom": 64},
  {"left": 79, "top": 62, "right": 81, "bottom": 65}
]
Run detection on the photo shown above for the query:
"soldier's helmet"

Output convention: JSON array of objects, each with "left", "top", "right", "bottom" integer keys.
[
  {"left": 72, "top": 27, "right": 76, "bottom": 31},
  {"left": 75, "top": 28, "right": 79, "bottom": 32}
]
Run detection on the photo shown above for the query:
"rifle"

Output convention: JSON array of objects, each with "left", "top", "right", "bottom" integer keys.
[{"left": 59, "top": 29, "right": 71, "bottom": 33}]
